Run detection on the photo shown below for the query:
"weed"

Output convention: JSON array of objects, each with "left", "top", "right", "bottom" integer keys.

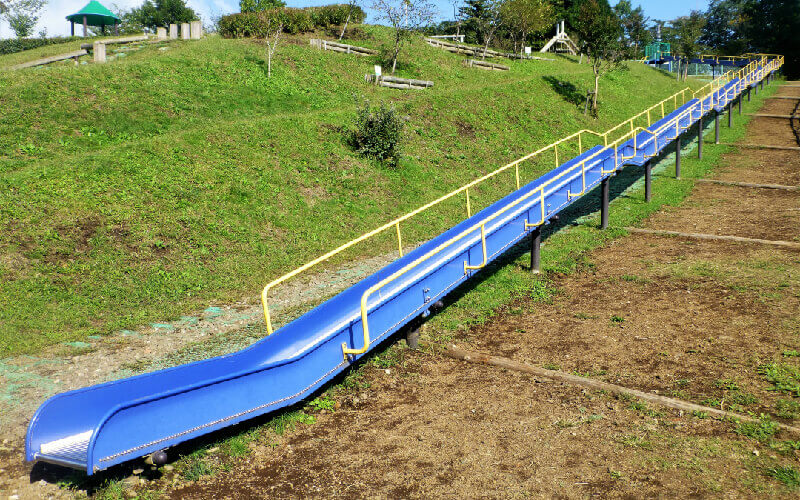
[
  {"left": 775, "top": 399, "right": 800, "bottom": 419},
  {"left": 628, "top": 400, "right": 665, "bottom": 418},
  {"left": 692, "top": 410, "right": 709, "bottom": 419},
  {"left": 735, "top": 415, "right": 779, "bottom": 443},
  {"left": 182, "top": 459, "right": 216, "bottom": 481},
  {"left": 573, "top": 312, "right": 597, "bottom": 320},
  {"left": 542, "top": 362, "right": 561, "bottom": 371},
  {"left": 308, "top": 395, "right": 336, "bottom": 413},
  {"left": 759, "top": 363, "right": 800, "bottom": 397},
  {"left": 267, "top": 410, "right": 316, "bottom": 435},
  {"left": 609, "top": 469, "right": 623, "bottom": 480},
  {"left": 620, "top": 434, "right": 653, "bottom": 450},
  {"left": 714, "top": 378, "right": 739, "bottom": 391},
  {"left": 674, "top": 378, "right": 691, "bottom": 388},
  {"left": 764, "top": 465, "right": 800, "bottom": 489},
  {"left": 610, "top": 314, "right": 625, "bottom": 325},
  {"left": 782, "top": 350, "right": 800, "bottom": 358}
]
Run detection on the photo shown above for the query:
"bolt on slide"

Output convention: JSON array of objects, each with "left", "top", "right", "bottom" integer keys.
[{"left": 25, "top": 54, "right": 783, "bottom": 475}]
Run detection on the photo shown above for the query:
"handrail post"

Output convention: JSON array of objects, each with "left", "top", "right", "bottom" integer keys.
[
  {"left": 463, "top": 224, "right": 488, "bottom": 273},
  {"left": 395, "top": 222, "right": 404, "bottom": 257},
  {"left": 465, "top": 188, "right": 471, "bottom": 218},
  {"left": 515, "top": 164, "right": 520, "bottom": 190}
]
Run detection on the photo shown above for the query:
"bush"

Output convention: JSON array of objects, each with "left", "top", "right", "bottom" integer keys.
[
  {"left": 351, "top": 101, "right": 403, "bottom": 167},
  {"left": 0, "top": 36, "right": 84, "bottom": 56},
  {"left": 218, "top": 4, "right": 366, "bottom": 38}
]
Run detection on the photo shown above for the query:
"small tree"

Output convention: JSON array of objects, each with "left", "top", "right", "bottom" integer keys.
[
  {"left": 573, "top": 0, "right": 624, "bottom": 115},
  {"left": 475, "top": 0, "right": 502, "bottom": 59},
  {"left": 671, "top": 11, "right": 706, "bottom": 81},
  {"left": 339, "top": 0, "right": 359, "bottom": 40},
  {"left": 2, "top": 0, "right": 46, "bottom": 38},
  {"left": 613, "top": 0, "right": 651, "bottom": 58},
  {"left": 263, "top": 19, "right": 282, "bottom": 78},
  {"left": 352, "top": 101, "right": 403, "bottom": 167},
  {"left": 500, "top": 0, "right": 554, "bottom": 55},
  {"left": 371, "top": 0, "right": 437, "bottom": 74}
]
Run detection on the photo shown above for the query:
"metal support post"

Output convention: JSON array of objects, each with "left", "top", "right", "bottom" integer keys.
[
  {"left": 738, "top": 95, "right": 742, "bottom": 115},
  {"left": 645, "top": 162, "right": 652, "bottom": 202},
  {"left": 675, "top": 134, "right": 681, "bottom": 179},
  {"left": 697, "top": 116, "right": 703, "bottom": 159},
  {"left": 715, "top": 111, "right": 720, "bottom": 144},
  {"left": 728, "top": 103, "right": 732, "bottom": 128},
  {"left": 530, "top": 226, "right": 541, "bottom": 273},
  {"left": 600, "top": 177, "right": 609, "bottom": 229},
  {"left": 747, "top": 88, "right": 751, "bottom": 102},
  {"left": 406, "top": 328, "right": 419, "bottom": 349}
]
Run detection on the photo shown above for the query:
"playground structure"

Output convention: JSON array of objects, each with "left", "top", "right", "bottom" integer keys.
[
  {"left": 540, "top": 20, "right": 578, "bottom": 55},
  {"left": 25, "top": 53, "right": 783, "bottom": 475}
]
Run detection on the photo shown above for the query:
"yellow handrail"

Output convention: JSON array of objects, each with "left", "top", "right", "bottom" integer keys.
[{"left": 261, "top": 54, "right": 783, "bottom": 339}]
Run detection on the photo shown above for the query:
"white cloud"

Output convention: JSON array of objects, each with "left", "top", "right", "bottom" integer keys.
[{"left": 0, "top": 0, "right": 239, "bottom": 38}]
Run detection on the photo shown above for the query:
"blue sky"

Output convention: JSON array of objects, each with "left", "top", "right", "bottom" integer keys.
[{"left": 2, "top": 0, "right": 710, "bottom": 38}]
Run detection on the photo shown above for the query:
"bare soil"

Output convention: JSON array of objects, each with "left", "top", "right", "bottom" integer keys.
[{"left": 147, "top": 85, "right": 800, "bottom": 499}]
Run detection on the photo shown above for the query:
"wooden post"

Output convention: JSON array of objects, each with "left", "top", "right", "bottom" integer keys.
[
  {"left": 115, "top": 22, "right": 118, "bottom": 36},
  {"left": 83, "top": 15, "right": 87, "bottom": 37},
  {"left": 71, "top": 21, "right": 75, "bottom": 36},
  {"left": 645, "top": 162, "right": 652, "bottom": 202}
]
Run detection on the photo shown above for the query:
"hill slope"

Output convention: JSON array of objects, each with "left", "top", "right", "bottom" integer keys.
[{"left": 0, "top": 27, "right": 701, "bottom": 355}]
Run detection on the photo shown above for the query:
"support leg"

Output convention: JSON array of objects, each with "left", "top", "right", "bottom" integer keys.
[
  {"left": 728, "top": 102, "right": 732, "bottom": 128},
  {"left": 530, "top": 226, "right": 541, "bottom": 273},
  {"left": 675, "top": 134, "right": 681, "bottom": 179},
  {"left": 738, "top": 95, "right": 742, "bottom": 115},
  {"left": 406, "top": 327, "right": 419, "bottom": 350},
  {"left": 747, "top": 88, "right": 751, "bottom": 102},
  {"left": 600, "top": 177, "right": 609, "bottom": 230},
  {"left": 645, "top": 162, "right": 652, "bottom": 202},
  {"left": 697, "top": 116, "right": 703, "bottom": 159},
  {"left": 715, "top": 111, "right": 720, "bottom": 144}
]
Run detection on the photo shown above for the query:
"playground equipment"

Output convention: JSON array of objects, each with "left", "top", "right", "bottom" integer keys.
[
  {"left": 540, "top": 20, "right": 578, "bottom": 55},
  {"left": 644, "top": 42, "right": 671, "bottom": 62},
  {"left": 25, "top": 54, "right": 783, "bottom": 475}
]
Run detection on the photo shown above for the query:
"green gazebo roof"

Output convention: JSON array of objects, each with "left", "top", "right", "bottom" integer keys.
[{"left": 66, "top": 1, "right": 120, "bottom": 26}]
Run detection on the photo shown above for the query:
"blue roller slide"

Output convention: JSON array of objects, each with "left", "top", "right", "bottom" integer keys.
[{"left": 25, "top": 63, "right": 770, "bottom": 475}]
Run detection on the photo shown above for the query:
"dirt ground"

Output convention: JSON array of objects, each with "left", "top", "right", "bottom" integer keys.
[
  {"left": 133, "top": 85, "right": 800, "bottom": 499},
  {"left": 2, "top": 84, "right": 799, "bottom": 499}
]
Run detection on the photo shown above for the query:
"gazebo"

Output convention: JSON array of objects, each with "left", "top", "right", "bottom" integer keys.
[{"left": 66, "top": 1, "right": 120, "bottom": 37}]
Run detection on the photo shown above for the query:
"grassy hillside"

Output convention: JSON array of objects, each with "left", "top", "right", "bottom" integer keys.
[{"left": 0, "top": 27, "right": 701, "bottom": 355}]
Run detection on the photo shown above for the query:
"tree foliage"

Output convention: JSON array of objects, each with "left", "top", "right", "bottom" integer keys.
[
  {"left": 127, "top": 0, "right": 197, "bottom": 30},
  {"left": 700, "top": 0, "right": 748, "bottom": 55},
  {"left": 670, "top": 10, "right": 706, "bottom": 80},
  {"left": 2, "top": 0, "right": 46, "bottom": 38},
  {"left": 613, "top": 0, "right": 650, "bottom": 57},
  {"left": 240, "top": 0, "right": 286, "bottom": 13},
  {"left": 500, "top": 0, "right": 554, "bottom": 54},
  {"left": 741, "top": 0, "right": 800, "bottom": 78}
]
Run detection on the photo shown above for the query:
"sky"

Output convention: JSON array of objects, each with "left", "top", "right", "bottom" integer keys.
[{"left": 0, "top": 0, "right": 710, "bottom": 39}]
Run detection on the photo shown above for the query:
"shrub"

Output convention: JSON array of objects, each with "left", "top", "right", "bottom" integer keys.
[
  {"left": 351, "top": 101, "right": 403, "bottom": 167},
  {"left": 218, "top": 4, "right": 366, "bottom": 38},
  {"left": 240, "top": 0, "right": 286, "bottom": 13},
  {"left": 0, "top": 36, "right": 84, "bottom": 56}
]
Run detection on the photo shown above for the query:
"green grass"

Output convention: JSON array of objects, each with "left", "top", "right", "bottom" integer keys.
[
  {"left": 759, "top": 362, "right": 800, "bottom": 397},
  {"left": 0, "top": 27, "right": 706, "bottom": 355}
]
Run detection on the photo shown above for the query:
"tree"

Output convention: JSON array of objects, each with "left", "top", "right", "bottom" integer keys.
[
  {"left": 700, "top": 0, "right": 748, "bottom": 55},
  {"left": 371, "top": 0, "right": 437, "bottom": 74},
  {"left": 500, "top": 0, "right": 554, "bottom": 55},
  {"left": 240, "top": 0, "right": 285, "bottom": 13},
  {"left": 573, "top": 0, "right": 624, "bottom": 114},
  {"left": 741, "top": 0, "right": 800, "bottom": 79},
  {"left": 2, "top": 0, "right": 46, "bottom": 38},
  {"left": 263, "top": 18, "right": 282, "bottom": 78},
  {"left": 613, "top": 0, "right": 651, "bottom": 58},
  {"left": 339, "top": 0, "right": 359, "bottom": 40},
  {"left": 459, "top": 0, "right": 488, "bottom": 44},
  {"left": 127, "top": 0, "right": 197, "bottom": 30},
  {"left": 475, "top": 0, "right": 502, "bottom": 59},
  {"left": 671, "top": 11, "right": 706, "bottom": 80}
]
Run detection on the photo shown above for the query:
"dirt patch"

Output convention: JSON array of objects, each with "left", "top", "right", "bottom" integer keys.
[{"left": 455, "top": 119, "right": 476, "bottom": 138}]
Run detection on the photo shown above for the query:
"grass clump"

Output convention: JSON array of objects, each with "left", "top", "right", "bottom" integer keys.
[
  {"left": 759, "top": 363, "right": 800, "bottom": 397},
  {"left": 764, "top": 465, "right": 800, "bottom": 489},
  {"left": 735, "top": 414, "right": 779, "bottom": 443}
]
